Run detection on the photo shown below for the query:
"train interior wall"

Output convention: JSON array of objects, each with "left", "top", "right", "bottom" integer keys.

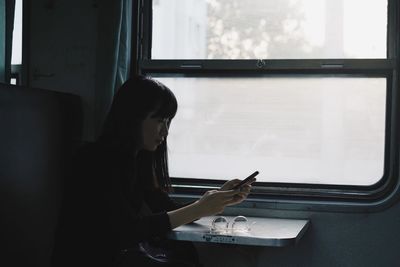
[{"left": 23, "top": 1, "right": 400, "bottom": 266}]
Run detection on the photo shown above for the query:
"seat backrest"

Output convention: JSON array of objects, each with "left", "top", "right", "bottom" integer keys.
[{"left": 0, "top": 83, "right": 82, "bottom": 267}]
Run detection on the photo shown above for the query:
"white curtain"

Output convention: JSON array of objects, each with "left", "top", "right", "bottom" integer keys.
[{"left": 94, "top": 0, "right": 132, "bottom": 139}]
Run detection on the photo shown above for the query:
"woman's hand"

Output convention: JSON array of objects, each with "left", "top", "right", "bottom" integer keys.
[
  {"left": 220, "top": 179, "right": 241, "bottom": 191},
  {"left": 195, "top": 178, "right": 255, "bottom": 217},
  {"left": 168, "top": 180, "right": 254, "bottom": 229},
  {"left": 220, "top": 177, "right": 256, "bottom": 191},
  {"left": 219, "top": 178, "right": 255, "bottom": 206},
  {"left": 194, "top": 189, "right": 240, "bottom": 217}
]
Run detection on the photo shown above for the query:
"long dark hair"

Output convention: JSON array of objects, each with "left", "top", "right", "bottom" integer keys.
[{"left": 99, "top": 75, "right": 177, "bottom": 192}]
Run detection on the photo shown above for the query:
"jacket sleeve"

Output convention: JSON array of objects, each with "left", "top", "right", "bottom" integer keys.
[
  {"left": 143, "top": 188, "right": 195, "bottom": 212},
  {"left": 105, "top": 173, "right": 173, "bottom": 249},
  {"left": 73, "top": 147, "right": 174, "bottom": 250}
]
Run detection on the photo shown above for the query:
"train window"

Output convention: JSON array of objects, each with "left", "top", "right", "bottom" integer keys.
[
  {"left": 11, "top": 0, "right": 22, "bottom": 85},
  {"left": 159, "top": 76, "right": 386, "bottom": 186},
  {"left": 135, "top": 0, "right": 400, "bottom": 207},
  {"left": 11, "top": 0, "right": 22, "bottom": 65},
  {"left": 151, "top": 0, "right": 386, "bottom": 60}
]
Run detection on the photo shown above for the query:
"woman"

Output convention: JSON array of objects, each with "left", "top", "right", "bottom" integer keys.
[{"left": 52, "top": 76, "right": 255, "bottom": 267}]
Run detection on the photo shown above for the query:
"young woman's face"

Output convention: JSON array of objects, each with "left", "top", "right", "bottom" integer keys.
[{"left": 140, "top": 114, "right": 170, "bottom": 151}]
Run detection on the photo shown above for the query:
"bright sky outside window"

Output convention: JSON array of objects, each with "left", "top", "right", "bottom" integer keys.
[
  {"left": 159, "top": 77, "right": 386, "bottom": 186},
  {"left": 152, "top": 0, "right": 387, "bottom": 59},
  {"left": 11, "top": 0, "right": 22, "bottom": 65}
]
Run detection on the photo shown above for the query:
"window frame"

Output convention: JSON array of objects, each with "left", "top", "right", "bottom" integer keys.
[
  {"left": 132, "top": 0, "right": 400, "bottom": 211},
  {"left": 10, "top": 0, "right": 27, "bottom": 86}
]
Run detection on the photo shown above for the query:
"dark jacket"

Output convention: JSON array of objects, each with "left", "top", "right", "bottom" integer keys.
[{"left": 52, "top": 142, "right": 182, "bottom": 267}]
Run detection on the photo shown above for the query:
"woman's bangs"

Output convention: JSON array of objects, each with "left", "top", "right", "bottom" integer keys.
[{"left": 152, "top": 88, "right": 177, "bottom": 119}]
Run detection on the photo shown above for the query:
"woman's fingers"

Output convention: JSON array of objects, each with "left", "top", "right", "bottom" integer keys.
[
  {"left": 246, "top": 177, "right": 257, "bottom": 186},
  {"left": 240, "top": 183, "right": 252, "bottom": 191},
  {"left": 220, "top": 176, "right": 257, "bottom": 191},
  {"left": 204, "top": 185, "right": 252, "bottom": 211},
  {"left": 220, "top": 179, "right": 241, "bottom": 190},
  {"left": 216, "top": 190, "right": 241, "bottom": 199},
  {"left": 218, "top": 186, "right": 252, "bottom": 198}
]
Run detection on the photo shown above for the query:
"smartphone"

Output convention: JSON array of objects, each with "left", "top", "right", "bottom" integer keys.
[{"left": 232, "top": 171, "right": 259, "bottom": 190}]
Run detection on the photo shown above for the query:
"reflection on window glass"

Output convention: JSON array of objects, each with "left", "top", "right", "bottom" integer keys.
[
  {"left": 152, "top": 0, "right": 387, "bottom": 59},
  {"left": 11, "top": 0, "right": 22, "bottom": 65},
  {"left": 158, "top": 77, "right": 386, "bottom": 186}
]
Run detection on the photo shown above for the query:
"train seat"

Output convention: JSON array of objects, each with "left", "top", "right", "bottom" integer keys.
[{"left": 0, "top": 83, "right": 82, "bottom": 267}]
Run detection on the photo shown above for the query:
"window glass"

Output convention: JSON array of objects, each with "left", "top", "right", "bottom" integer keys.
[
  {"left": 11, "top": 0, "right": 22, "bottom": 65},
  {"left": 152, "top": 0, "right": 387, "bottom": 59},
  {"left": 158, "top": 77, "right": 386, "bottom": 186}
]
